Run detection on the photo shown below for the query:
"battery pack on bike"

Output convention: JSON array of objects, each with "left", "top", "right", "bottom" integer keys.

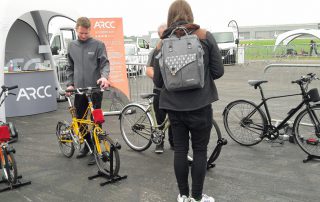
[
  {"left": 92, "top": 109, "right": 105, "bottom": 124},
  {"left": 0, "top": 124, "right": 10, "bottom": 142}
]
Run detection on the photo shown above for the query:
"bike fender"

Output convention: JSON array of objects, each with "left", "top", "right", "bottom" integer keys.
[{"left": 222, "top": 99, "right": 257, "bottom": 116}]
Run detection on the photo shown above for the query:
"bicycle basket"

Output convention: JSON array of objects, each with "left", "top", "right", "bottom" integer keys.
[
  {"left": 0, "top": 124, "right": 10, "bottom": 142},
  {"left": 92, "top": 109, "right": 105, "bottom": 124},
  {"left": 307, "top": 88, "right": 320, "bottom": 102}
]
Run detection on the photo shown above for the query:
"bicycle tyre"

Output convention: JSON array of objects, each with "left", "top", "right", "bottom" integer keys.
[
  {"left": 56, "top": 122, "right": 75, "bottom": 158},
  {"left": 120, "top": 103, "right": 153, "bottom": 151},
  {"left": 1, "top": 150, "right": 18, "bottom": 184},
  {"left": 207, "top": 119, "right": 225, "bottom": 166},
  {"left": 188, "top": 119, "right": 225, "bottom": 168},
  {"left": 223, "top": 100, "right": 266, "bottom": 146},
  {"left": 94, "top": 130, "right": 120, "bottom": 176},
  {"left": 293, "top": 105, "right": 320, "bottom": 158}
]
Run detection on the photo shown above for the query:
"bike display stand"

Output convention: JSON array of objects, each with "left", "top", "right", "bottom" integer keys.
[
  {"left": 88, "top": 170, "right": 127, "bottom": 186},
  {"left": 88, "top": 146, "right": 127, "bottom": 186},
  {"left": 0, "top": 175, "right": 31, "bottom": 192},
  {"left": 303, "top": 155, "right": 320, "bottom": 163}
]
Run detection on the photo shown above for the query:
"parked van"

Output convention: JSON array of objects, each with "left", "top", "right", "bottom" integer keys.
[
  {"left": 50, "top": 27, "right": 76, "bottom": 59},
  {"left": 212, "top": 28, "right": 239, "bottom": 65},
  {"left": 49, "top": 27, "right": 76, "bottom": 83},
  {"left": 149, "top": 32, "right": 160, "bottom": 49}
]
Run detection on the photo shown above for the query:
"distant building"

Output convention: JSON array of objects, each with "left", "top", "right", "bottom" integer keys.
[{"left": 239, "top": 23, "right": 320, "bottom": 40}]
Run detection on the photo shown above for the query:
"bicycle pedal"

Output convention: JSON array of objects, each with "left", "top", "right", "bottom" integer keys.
[{"left": 114, "top": 142, "right": 121, "bottom": 150}]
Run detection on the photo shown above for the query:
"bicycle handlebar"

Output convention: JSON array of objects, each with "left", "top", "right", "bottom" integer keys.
[
  {"left": 1, "top": 85, "right": 18, "bottom": 91},
  {"left": 60, "top": 87, "right": 107, "bottom": 96},
  {"left": 291, "top": 73, "right": 318, "bottom": 84}
]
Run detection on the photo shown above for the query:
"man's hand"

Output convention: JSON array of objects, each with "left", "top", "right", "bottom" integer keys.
[
  {"left": 97, "top": 77, "right": 111, "bottom": 89},
  {"left": 66, "top": 85, "right": 75, "bottom": 97}
]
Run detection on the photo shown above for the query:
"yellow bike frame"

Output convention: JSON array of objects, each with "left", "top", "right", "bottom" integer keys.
[{"left": 60, "top": 96, "right": 108, "bottom": 155}]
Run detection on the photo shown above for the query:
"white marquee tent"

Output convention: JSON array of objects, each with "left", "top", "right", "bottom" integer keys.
[
  {"left": 274, "top": 29, "right": 320, "bottom": 50},
  {"left": 0, "top": 0, "right": 79, "bottom": 121}
]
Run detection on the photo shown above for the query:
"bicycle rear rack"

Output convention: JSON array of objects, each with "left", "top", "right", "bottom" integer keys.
[
  {"left": 88, "top": 143, "right": 127, "bottom": 186},
  {"left": 0, "top": 175, "right": 31, "bottom": 192}
]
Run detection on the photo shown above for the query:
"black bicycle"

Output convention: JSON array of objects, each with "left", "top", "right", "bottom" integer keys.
[{"left": 223, "top": 73, "right": 320, "bottom": 162}]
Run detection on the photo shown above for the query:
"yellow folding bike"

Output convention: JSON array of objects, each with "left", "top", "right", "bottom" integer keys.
[{"left": 56, "top": 87, "right": 121, "bottom": 176}]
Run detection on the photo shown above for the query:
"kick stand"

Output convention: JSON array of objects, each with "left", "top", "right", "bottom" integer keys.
[
  {"left": 88, "top": 144, "right": 127, "bottom": 186},
  {"left": 303, "top": 155, "right": 320, "bottom": 163},
  {"left": 0, "top": 175, "right": 31, "bottom": 192}
]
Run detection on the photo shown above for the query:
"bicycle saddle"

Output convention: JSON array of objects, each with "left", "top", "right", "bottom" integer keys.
[
  {"left": 248, "top": 80, "right": 268, "bottom": 88},
  {"left": 140, "top": 93, "right": 157, "bottom": 99}
]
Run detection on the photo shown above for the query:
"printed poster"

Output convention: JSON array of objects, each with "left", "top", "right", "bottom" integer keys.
[{"left": 90, "top": 18, "right": 129, "bottom": 98}]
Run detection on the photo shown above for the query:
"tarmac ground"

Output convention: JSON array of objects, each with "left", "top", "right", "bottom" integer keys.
[{"left": 2, "top": 61, "right": 320, "bottom": 202}]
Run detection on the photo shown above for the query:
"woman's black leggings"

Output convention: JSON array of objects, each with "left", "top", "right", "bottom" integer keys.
[{"left": 167, "top": 105, "right": 212, "bottom": 199}]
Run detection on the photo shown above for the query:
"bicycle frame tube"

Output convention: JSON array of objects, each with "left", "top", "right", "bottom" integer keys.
[
  {"left": 66, "top": 95, "right": 96, "bottom": 144},
  {"left": 255, "top": 84, "right": 305, "bottom": 131},
  {"left": 1, "top": 145, "right": 10, "bottom": 179},
  {"left": 146, "top": 102, "right": 169, "bottom": 131},
  {"left": 0, "top": 146, "right": 4, "bottom": 166},
  {"left": 93, "top": 126, "right": 105, "bottom": 154},
  {"left": 146, "top": 104, "right": 158, "bottom": 129}
]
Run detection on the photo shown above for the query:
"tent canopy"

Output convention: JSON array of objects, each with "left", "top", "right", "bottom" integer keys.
[
  {"left": 274, "top": 29, "right": 320, "bottom": 50},
  {"left": 0, "top": 0, "right": 80, "bottom": 121}
]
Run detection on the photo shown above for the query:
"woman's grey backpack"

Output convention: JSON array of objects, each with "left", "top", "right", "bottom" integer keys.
[{"left": 157, "top": 27, "right": 205, "bottom": 91}]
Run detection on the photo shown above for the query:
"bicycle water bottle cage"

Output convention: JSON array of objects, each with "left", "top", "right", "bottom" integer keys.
[
  {"left": 248, "top": 80, "right": 268, "bottom": 89},
  {"left": 92, "top": 109, "right": 105, "bottom": 124}
]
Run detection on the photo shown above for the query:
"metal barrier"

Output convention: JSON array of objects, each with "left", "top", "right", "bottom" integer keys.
[
  {"left": 263, "top": 63, "right": 320, "bottom": 126},
  {"left": 127, "top": 70, "right": 154, "bottom": 103},
  {"left": 55, "top": 57, "right": 68, "bottom": 85},
  {"left": 264, "top": 63, "right": 320, "bottom": 73}
]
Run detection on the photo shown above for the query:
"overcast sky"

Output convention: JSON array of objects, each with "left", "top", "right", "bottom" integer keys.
[
  {"left": 37, "top": 0, "right": 320, "bottom": 36},
  {"left": 54, "top": 0, "right": 320, "bottom": 36}
]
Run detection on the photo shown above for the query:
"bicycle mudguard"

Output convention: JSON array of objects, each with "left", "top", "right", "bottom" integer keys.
[{"left": 222, "top": 99, "right": 257, "bottom": 116}]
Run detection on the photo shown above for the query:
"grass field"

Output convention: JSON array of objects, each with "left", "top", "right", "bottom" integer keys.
[{"left": 239, "top": 38, "right": 320, "bottom": 60}]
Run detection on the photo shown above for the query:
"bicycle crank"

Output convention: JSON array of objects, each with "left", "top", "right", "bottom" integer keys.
[
  {"left": 266, "top": 125, "right": 280, "bottom": 140},
  {"left": 151, "top": 129, "right": 165, "bottom": 145}
]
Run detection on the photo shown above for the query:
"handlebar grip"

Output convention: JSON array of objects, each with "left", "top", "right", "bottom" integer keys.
[{"left": 7, "top": 85, "right": 18, "bottom": 90}]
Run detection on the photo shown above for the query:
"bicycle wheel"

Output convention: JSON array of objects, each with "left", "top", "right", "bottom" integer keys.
[
  {"left": 293, "top": 105, "right": 320, "bottom": 158},
  {"left": 1, "top": 150, "right": 18, "bottom": 184},
  {"left": 223, "top": 100, "right": 266, "bottom": 146},
  {"left": 56, "top": 122, "right": 75, "bottom": 157},
  {"left": 94, "top": 130, "right": 120, "bottom": 176},
  {"left": 207, "top": 119, "right": 227, "bottom": 167},
  {"left": 188, "top": 119, "right": 226, "bottom": 168},
  {"left": 120, "top": 104, "right": 153, "bottom": 151}
]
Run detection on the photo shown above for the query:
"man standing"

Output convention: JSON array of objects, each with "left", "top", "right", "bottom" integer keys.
[
  {"left": 66, "top": 17, "right": 111, "bottom": 165},
  {"left": 310, "top": 40, "right": 318, "bottom": 56}
]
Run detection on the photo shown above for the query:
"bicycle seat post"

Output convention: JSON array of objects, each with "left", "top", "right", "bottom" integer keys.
[
  {"left": 148, "top": 98, "right": 153, "bottom": 105},
  {"left": 258, "top": 85, "right": 266, "bottom": 100}
]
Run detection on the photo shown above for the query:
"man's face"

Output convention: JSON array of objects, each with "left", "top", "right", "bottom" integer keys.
[{"left": 76, "top": 26, "right": 90, "bottom": 41}]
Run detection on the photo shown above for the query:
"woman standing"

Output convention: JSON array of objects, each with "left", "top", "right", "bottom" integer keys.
[{"left": 153, "top": 1, "right": 224, "bottom": 201}]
